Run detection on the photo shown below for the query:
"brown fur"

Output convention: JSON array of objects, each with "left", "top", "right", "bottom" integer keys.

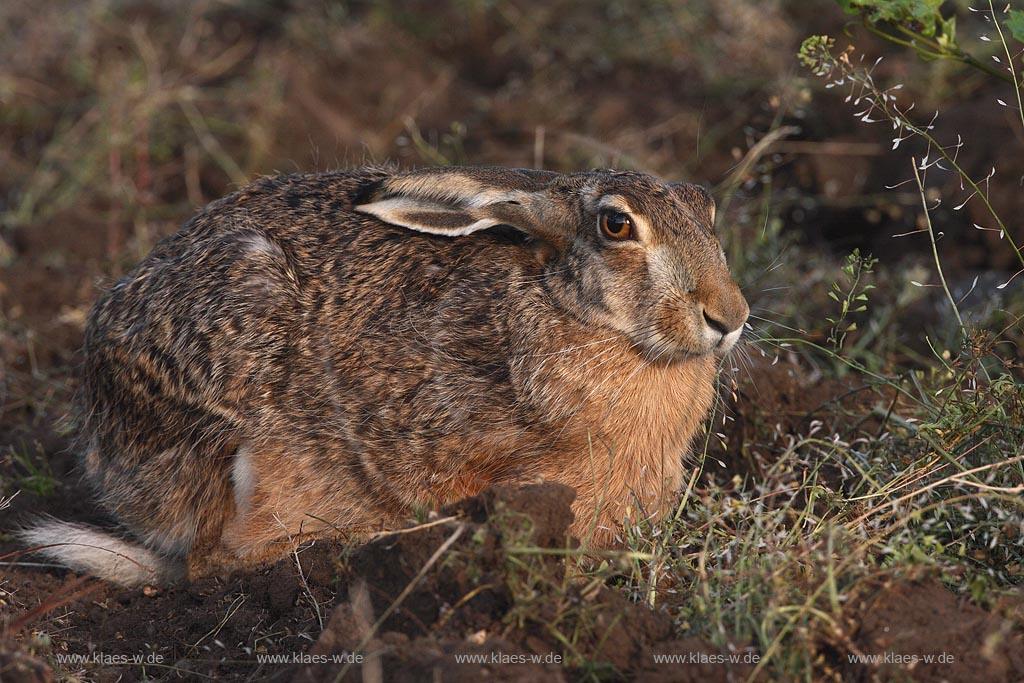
[{"left": 23, "top": 166, "right": 748, "bottom": 584}]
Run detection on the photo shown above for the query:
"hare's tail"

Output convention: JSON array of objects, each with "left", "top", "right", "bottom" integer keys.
[{"left": 19, "top": 518, "right": 182, "bottom": 587}]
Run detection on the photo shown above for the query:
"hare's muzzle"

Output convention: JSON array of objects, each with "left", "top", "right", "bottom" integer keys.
[{"left": 699, "top": 279, "right": 749, "bottom": 354}]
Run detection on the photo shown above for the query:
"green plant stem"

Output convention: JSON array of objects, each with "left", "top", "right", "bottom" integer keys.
[
  {"left": 862, "top": 20, "right": 1016, "bottom": 85},
  {"left": 811, "top": 39, "right": 1023, "bottom": 268},
  {"left": 903, "top": 130, "right": 1023, "bottom": 271},
  {"left": 830, "top": 45, "right": 1024, "bottom": 271},
  {"left": 863, "top": 22, "right": 948, "bottom": 60},
  {"left": 910, "top": 157, "right": 965, "bottom": 336},
  {"left": 989, "top": 0, "right": 1024, "bottom": 134},
  {"left": 894, "top": 23, "right": 1014, "bottom": 84}
]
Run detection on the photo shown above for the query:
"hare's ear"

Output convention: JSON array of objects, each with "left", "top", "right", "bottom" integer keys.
[
  {"left": 670, "top": 182, "right": 716, "bottom": 228},
  {"left": 355, "top": 167, "right": 567, "bottom": 244}
]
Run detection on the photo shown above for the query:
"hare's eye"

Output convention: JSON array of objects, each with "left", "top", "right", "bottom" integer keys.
[{"left": 599, "top": 212, "right": 633, "bottom": 240}]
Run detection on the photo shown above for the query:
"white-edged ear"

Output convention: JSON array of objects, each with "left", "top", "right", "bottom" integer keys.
[
  {"left": 354, "top": 196, "right": 504, "bottom": 236},
  {"left": 354, "top": 166, "right": 568, "bottom": 245}
]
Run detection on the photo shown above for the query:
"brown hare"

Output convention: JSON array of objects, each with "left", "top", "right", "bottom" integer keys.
[{"left": 22, "top": 166, "right": 748, "bottom": 585}]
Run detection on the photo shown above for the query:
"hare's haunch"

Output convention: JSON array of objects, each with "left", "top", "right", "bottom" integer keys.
[{"left": 22, "top": 166, "right": 748, "bottom": 585}]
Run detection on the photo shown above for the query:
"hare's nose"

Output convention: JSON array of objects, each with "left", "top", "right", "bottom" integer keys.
[
  {"left": 702, "top": 309, "right": 731, "bottom": 337},
  {"left": 700, "top": 284, "right": 749, "bottom": 351}
]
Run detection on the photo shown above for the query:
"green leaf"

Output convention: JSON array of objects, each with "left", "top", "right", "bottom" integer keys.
[
  {"left": 847, "top": 0, "right": 944, "bottom": 38},
  {"left": 1008, "top": 10, "right": 1024, "bottom": 44},
  {"left": 849, "top": 0, "right": 940, "bottom": 23},
  {"left": 937, "top": 15, "right": 957, "bottom": 50},
  {"left": 836, "top": 0, "right": 859, "bottom": 14}
]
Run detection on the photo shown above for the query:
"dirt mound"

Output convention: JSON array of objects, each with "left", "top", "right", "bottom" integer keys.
[
  {"left": 291, "top": 482, "right": 750, "bottom": 683},
  {"left": 842, "top": 578, "right": 1024, "bottom": 683}
]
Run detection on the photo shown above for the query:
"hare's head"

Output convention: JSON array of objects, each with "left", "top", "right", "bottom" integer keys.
[{"left": 356, "top": 167, "right": 748, "bottom": 362}]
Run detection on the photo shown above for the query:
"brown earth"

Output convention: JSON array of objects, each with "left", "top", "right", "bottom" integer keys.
[
  {"left": 4, "top": 480, "right": 1023, "bottom": 681},
  {"left": 840, "top": 577, "right": 1024, "bottom": 683},
  {"left": 1, "top": 484, "right": 757, "bottom": 682}
]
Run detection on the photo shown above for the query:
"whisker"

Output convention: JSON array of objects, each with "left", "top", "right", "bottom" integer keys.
[{"left": 747, "top": 313, "right": 806, "bottom": 336}]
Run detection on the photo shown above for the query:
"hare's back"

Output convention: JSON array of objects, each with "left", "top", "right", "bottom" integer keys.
[
  {"left": 81, "top": 170, "right": 542, "bottom": 457},
  {"left": 78, "top": 173, "right": 381, "bottom": 436}
]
